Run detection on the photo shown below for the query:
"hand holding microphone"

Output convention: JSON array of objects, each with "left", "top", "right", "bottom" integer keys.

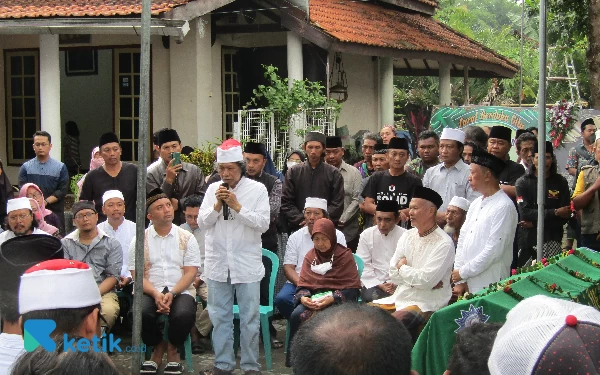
[{"left": 221, "top": 182, "right": 229, "bottom": 220}]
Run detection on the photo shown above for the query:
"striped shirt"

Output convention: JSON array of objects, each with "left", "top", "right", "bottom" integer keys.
[{"left": 18, "top": 157, "right": 69, "bottom": 216}]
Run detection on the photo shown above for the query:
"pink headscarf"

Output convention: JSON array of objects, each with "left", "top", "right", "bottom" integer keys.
[
  {"left": 28, "top": 198, "right": 58, "bottom": 235},
  {"left": 19, "top": 183, "right": 52, "bottom": 217},
  {"left": 89, "top": 146, "right": 104, "bottom": 170}
]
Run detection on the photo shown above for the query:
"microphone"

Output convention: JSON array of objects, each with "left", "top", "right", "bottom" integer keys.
[{"left": 221, "top": 182, "right": 229, "bottom": 220}]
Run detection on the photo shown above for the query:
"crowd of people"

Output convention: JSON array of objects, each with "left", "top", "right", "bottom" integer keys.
[{"left": 0, "top": 118, "right": 599, "bottom": 375}]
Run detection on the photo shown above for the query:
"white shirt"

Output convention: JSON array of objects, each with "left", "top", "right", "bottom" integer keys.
[
  {"left": 375, "top": 227, "right": 455, "bottom": 312},
  {"left": 128, "top": 224, "right": 201, "bottom": 295},
  {"left": 180, "top": 223, "right": 205, "bottom": 279},
  {"left": 0, "top": 228, "right": 49, "bottom": 246},
  {"left": 422, "top": 159, "right": 480, "bottom": 211},
  {"left": 199, "top": 177, "right": 270, "bottom": 284},
  {"left": 98, "top": 219, "right": 136, "bottom": 278},
  {"left": 283, "top": 226, "right": 347, "bottom": 277},
  {"left": 0, "top": 333, "right": 24, "bottom": 375},
  {"left": 454, "top": 189, "right": 518, "bottom": 293},
  {"left": 356, "top": 225, "right": 406, "bottom": 289}
]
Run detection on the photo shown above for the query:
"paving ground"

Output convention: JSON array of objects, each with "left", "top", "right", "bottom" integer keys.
[{"left": 110, "top": 319, "right": 292, "bottom": 375}]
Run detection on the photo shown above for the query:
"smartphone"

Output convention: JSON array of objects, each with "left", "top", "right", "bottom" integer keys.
[{"left": 171, "top": 152, "right": 181, "bottom": 166}]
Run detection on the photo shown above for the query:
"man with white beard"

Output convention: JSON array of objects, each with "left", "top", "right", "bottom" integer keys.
[{"left": 443, "top": 196, "right": 470, "bottom": 248}]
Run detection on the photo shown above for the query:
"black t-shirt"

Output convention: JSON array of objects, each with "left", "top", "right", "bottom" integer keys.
[
  {"left": 362, "top": 170, "right": 423, "bottom": 210},
  {"left": 499, "top": 159, "right": 526, "bottom": 186}
]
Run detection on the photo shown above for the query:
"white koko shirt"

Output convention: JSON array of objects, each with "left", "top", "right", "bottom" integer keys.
[
  {"left": 454, "top": 189, "right": 518, "bottom": 293},
  {"left": 199, "top": 176, "right": 270, "bottom": 284},
  {"left": 98, "top": 218, "right": 136, "bottom": 278},
  {"left": 356, "top": 225, "right": 406, "bottom": 289}
]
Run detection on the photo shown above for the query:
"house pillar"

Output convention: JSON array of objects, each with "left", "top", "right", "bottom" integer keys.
[
  {"left": 439, "top": 62, "right": 451, "bottom": 106},
  {"left": 287, "top": 32, "right": 304, "bottom": 149},
  {"left": 379, "top": 57, "right": 394, "bottom": 127},
  {"left": 39, "top": 34, "right": 62, "bottom": 160}
]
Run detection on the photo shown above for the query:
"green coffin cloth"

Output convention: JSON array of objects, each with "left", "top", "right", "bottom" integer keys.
[{"left": 411, "top": 248, "right": 600, "bottom": 375}]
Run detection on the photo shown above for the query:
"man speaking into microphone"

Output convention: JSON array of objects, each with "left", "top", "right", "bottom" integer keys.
[{"left": 199, "top": 139, "right": 270, "bottom": 375}]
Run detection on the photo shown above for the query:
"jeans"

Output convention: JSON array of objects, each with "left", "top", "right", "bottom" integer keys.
[
  {"left": 274, "top": 282, "right": 296, "bottom": 319},
  {"left": 208, "top": 276, "right": 261, "bottom": 372}
]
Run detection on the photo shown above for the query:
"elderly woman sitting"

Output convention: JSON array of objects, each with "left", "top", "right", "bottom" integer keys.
[{"left": 286, "top": 218, "right": 361, "bottom": 367}]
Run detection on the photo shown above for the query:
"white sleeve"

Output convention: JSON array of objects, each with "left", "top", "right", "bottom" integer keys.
[
  {"left": 396, "top": 241, "right": 455, "bottom": 289},
  {"left": 356, "top": 230, "right": 379, "bottom": 289}
]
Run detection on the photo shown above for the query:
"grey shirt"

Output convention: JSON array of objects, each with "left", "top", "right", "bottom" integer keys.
[
  {"left": 61, "top": 228, "right": 123, "bottom": 286},
  {"left": 338, "top": 161, "right": 362, "bottom": 243},
  {"left": 422, "top": 159, "right": 480, "bottom": 212},
  {"left": 147, "top": 160, "right": 206, "bottom": 224}
]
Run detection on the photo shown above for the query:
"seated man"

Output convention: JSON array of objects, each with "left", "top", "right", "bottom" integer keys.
[
  {"left": 132, "top": 189, "right": 199, "bottom": 375},
  {"left": 0, "top": 197, "right": 50, "bottom": 245},
  {"left": 443, "top": 196, "right": 470, "bottom": 248},
  {"left": 62, "top": 200, "right": 122, "bottom": 333},
  {"left": 488, "top": 295, "right": 600, "bottom": 375},
  {"left": 291, "top": 304, "right": 417, "bottom": 375},
  {"left": 377, "top": 187, "right": 455, "bottom": 340},
  {"left": 356, "top": 200, "right": 406, "bottom": 303},
  {"left": 274, "top": 197, "right": 346, "bottom": 320},
  {"left": 0, "top": 235, "right": 63, "bottom": 374}
]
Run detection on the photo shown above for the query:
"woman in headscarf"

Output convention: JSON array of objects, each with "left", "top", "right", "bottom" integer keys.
[
  {"left": 0, "top": 158, "right": 14, "bottom": 226},
  {"left": 379, "top": 125, "right": 397, "bottom": 145},
  {"left": 76, "top": 146, "right": 104, "bottom": 198},
  {"left": 282, "top": 150, "right": 306, "bottom": 177},
  {"left": 286, "top": 218, "right": 361, "bottom": 366},
  {"left": 28, "top": 198, "right": 60, "bottom": 238},
  {"left": 19, "top": 183, "right": 63, "bottom": 233}
]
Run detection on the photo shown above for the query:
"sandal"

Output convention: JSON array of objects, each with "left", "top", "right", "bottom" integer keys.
[
  {"left": 163, "top": 362, "right": 184, "bottom": 375},
  {"left": 270, "top": 338, "right": 284, "bottom": 349},
  {"left": 140, "top": 361, "right": 158, "bottom": 374}
]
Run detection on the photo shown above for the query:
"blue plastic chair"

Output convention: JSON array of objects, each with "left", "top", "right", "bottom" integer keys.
[
  {"left": 233, "top": 249, "right": 279, "bottom": 371},
  {"left": 284, "top": 253, "right": 364, "bottom": 353}
]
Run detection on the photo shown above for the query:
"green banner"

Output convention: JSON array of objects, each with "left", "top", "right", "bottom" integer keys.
[{"left": 430, "top": 106, "right": 550, "bottom": 139}]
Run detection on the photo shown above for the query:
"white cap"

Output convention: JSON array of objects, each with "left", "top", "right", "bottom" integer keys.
[
  {"left": 217, "top": 139, "right": 243, "bottom": 163},
  {"left": 488, "top": 295, "right": 600, "bottom": 375},
  {"left": 102, "top": 189, "right": 125, "bottom": 205},
  {"left": 305, "top": 197, "right": 328, "bottom": 211},
  {"left": 441, "top": 128, "right": 466, "bottom": 143},
  {"left": 448, "top": 196, "right": 470, "bottom": 212},
  {"left": 19, "top": 259, "right": 102, "bottom": 314},
  {"left": 7, "top": 197, "right": 32, "bottom": 214}
]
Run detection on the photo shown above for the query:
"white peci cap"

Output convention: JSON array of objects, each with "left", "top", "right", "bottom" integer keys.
[
  {"left": 102, "top": 189, "right": 125, "bottom": 205},
  {"left": 7, "top": 197, "right": 32, "bottom": 214},
  {"left": 441, "top": 128, "right": 466, "bottom": 143},
  {"left": 304, "top": 197, "right": 328, "bottom": 211},
  {"left": 217, "top": 139, "right": 243, "bottom": 163},
  {"left": 448, "top": 196, "right": 470, "bottom": 212}
]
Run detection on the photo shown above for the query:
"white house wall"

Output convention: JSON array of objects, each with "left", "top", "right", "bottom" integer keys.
[{"left": 336, "top": 53, "right": 379, "bottom": 137}]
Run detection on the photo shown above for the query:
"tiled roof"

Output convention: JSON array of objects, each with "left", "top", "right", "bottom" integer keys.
[
  {"left": 309, "top": 0, "right": 518, "bottom": 73},
  {"left": 416, "top": 0, "right": 438, "bottom": 6},
  {"left": 0, "top": 0, "right": 192, "bottom": 19}
]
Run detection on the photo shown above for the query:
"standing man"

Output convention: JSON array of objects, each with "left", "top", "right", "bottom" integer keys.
[
  {"left": 487, "top": 126, "right": 526, "bottom": 202},
  {"left": 199, "top": 139, "right": 270, "bottom": 375},
  {"left": 80, "top": 132, "right": 138, "bottom": 222},
  {"left": 147, "top": 128, "right": 206, "bottom": 225},
  {"left": 356, "top": 200, "right": 406, "bottom": 303},
  {"left": 362, "top": 138, "right": 422, "bottom": 223},
  {"left": 281, "top": 131, "right": 344, "bottom": 232},
  {"left": 61, "top": 200, "right": 122, "bottom": 333},
  {"left": 97, "top": 190, "right": 135, "bottom": 289},
  {"left": 18, "top": 131, "right": 69, "bottom": 228},
  {"left": 274, "top": 197, "right": 346, "bottom": 320},
  {"left": 515, "top": 132, "right": 537, "bottom": 170},
  {"left": 444, "top": 196, "right": 470, "bottom": 248},
  {"left": 359, "top": 142, "right": 389, "bottom": 229},
  {"left": 572, "top": 136, "right": 600, "bottom": 250},
  {"left": 423, "top": 128, "right": 478, "bottom": 225},
  {"left": 406, "top": 131, "right": 440, "bottom": 179},
  {"left": 354, "top": 133, "right": 380, "bottom": 179},
  {"left": 132, "top": 189, "right": 199, "bottom": 374},
  {"left": 452, "top": 150, "right": 518, "bottom": 295},
  {"left": 0, "top": 197, "right": 49, "bottom": 244},
  {"left": 325, "top": 136, "right": 362, "bottom": 251},
  {"left": 566, "top": 117, "right": 598, "bottom": 178}
]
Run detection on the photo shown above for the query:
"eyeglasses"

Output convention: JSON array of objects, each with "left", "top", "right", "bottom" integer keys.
[
  {"left": 26, "top": 193, "right": 42, "bottom": 199},
  {"left": 33, "top": 143, "right": 49, "bottom": 148},
  {"left": 75, "top": 212, "right": 97, "bottom": 220},
  {"left": 8, "top": 213, "right": 31, "bottom": 222}
]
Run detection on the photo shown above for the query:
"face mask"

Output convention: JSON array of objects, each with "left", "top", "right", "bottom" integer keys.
[
  {"left": 311, "top": 261, "right": 332, "bottom": 275},
  {"left": 287, "top": 161, "right": 298, "bottom": 170}
]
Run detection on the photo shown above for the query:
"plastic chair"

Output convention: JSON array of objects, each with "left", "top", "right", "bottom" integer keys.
[
  {"left": 284, "top": 253, "right": 364, "bottom": 353},
  {"left": 143, "top": 309, "right": 194, "bottom": 373},
  {"left": 233, "top": 249, "right": 279, "bottom": 371}
]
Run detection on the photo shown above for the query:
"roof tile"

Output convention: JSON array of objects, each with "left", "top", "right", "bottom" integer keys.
[
  {"left": 0, "top": 0, "right": 192, "bottom": 19},
  {"left": 310, "top": 0, "right": 518, "bottom": 73}
]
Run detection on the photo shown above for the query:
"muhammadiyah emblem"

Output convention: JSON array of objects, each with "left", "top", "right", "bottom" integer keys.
[{"left": 454, "top": 304, "right": 490, "bottom": 332}]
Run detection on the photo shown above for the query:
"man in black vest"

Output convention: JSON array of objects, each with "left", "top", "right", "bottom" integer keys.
[{"left": 243, "top": 141, "right": 283, "bottom": 348}]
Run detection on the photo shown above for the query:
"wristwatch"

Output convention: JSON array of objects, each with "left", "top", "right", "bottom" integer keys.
[{"left": 169, "top": 291, "right": 179, "bottom": 298}]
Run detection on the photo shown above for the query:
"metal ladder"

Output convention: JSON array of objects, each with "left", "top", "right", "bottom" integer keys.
[{"left": 546, "top": 48, "right": 582, "bottom": 104}]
